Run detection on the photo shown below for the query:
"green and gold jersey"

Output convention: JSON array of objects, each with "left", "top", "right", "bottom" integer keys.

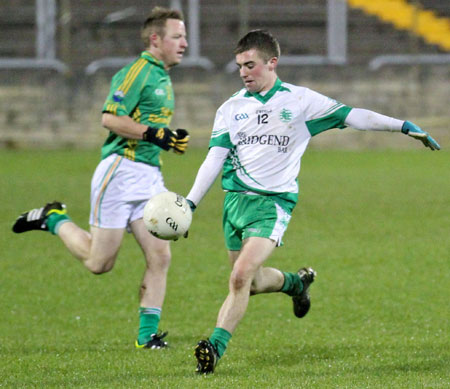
[{"left": 101, "top": 51, "right": 174, "bottom": 166}]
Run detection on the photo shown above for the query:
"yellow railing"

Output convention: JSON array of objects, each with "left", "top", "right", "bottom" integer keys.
[{"left": 347, "top": 0, "right": 450, "bottom": 51}]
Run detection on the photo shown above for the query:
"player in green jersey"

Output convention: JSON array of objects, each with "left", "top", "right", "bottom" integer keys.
[
  {"left": 186, "top": 30, "right": 440, "bottom": 374},
  {"left": 12, "top": 7, "right": 189, "bottom": 349}
]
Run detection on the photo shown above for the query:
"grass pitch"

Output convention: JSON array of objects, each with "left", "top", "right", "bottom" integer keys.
[{"left": 0, "top": 148, "right": 449, "bottom": 388}]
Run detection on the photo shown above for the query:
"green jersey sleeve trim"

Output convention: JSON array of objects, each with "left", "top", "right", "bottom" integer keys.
[
  {"left": 306, "top": 106, "right": 353, "bottom": 136},
  {"left": 209, "top": 131, "right": 233, "bottom": 149}
]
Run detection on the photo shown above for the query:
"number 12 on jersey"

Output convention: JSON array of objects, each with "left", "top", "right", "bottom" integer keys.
[{"left": 257, "top": 114, "right": 268, "bottom": 124}]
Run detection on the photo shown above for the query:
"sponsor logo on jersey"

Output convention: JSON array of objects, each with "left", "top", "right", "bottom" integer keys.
[
  {"left": 237, "top": 132, "right": 290, "bottom": 147},
  {"left": 113, "top": 90, "right": 125, "bottom": 102},
  {"left": 279, "top": 108, "right": 293, "bottom": 123},
  {"left": 234, "top": 113, "right": 249, "bottom": 121},
  {"left": 155, "top": 88, "right": 166, "bottom": 96},
  {"left": 237, "top": 132, "right": 247, "bottom": 141}
]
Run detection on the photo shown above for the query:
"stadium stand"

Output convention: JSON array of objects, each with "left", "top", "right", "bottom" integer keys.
[
  {"left": 420, "top": 0, "right": 450, "bottom": 17},
  {"left": 348, "top": 0, "right": 450, "bottom": 51},
  {"left": 0, "top": 1, "right": 448, "bottom": 149},
  {"left": 0, "top": 0, "right": 447, "bottom": 69},
  {"left": 0, "top": 0, "right": 36, "bottom": 57}
]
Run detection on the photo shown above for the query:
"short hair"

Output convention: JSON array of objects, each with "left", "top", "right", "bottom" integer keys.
[
  {"left": 141, "top": 6, "right": 184, "bottom": 47},
  {"left": 234, "top": 29, "right": 281, "bottom": 62}
]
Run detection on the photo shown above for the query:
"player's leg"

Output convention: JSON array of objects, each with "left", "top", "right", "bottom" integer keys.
[
  {"left": 249, "top": 262, "right": 316, "bottom": 306},
  {"left": 58, "top": 223, "right": 124, "bottom": 274},
  {"left": 224, "top": 194, "right": 315, "bottom": 301},
  {"left": 195, "top": 237, "right": 276, "bottom": 374},
  {"left": 250, "top": 263, "right": 317, "bottom": 318},
  {"left": 230, "top": 243, "right": 317, "bottom": 315},
  {"left": 241, "top": 249, "right": 316, "bottom": 319},
  {"left": 228, "top": 251, "right": 285, "bottom": 294},
  {"left": 218, "top": 237, "right": 276, "bottom": 332},
  {"left": 130, "top": 218, "right": 171, "bottom": 349},
  {"left": 236, "top": 194, "right": 316, "bottom": 316},
  {"left": 196, "top": 192, "right": 314, "bottom": 373},
  {"left": 12, "top": 201, "right": 124, "bottom": 273}
]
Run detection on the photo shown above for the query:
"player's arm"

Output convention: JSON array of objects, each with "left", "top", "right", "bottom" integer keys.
[
  {"left": 186, "top": 146, "right": 229, "bottom": 210},
  {"left": 345, "top": 108, "right": 441, "bottom": 150},
  {"left": 101, "top": 112, "right": 176, "bottom": 151},
  {"left": 102, "top": 113, "right": 147, "bottom": 139},
  {"left": 102, "top": 113, "right": 189, "bottom": 153}
]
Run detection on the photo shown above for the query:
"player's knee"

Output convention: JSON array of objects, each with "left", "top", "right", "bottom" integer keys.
[
  {"left": 230, "top": 264, "right": 252, "bottom": 291},
  {"left": 89, "top": 263, "right": 113, "bottom": 275},
  {"left": 85, "top": 255, "right": 115, "bottom": 274}
]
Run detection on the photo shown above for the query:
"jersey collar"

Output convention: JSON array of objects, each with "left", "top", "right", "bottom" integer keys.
[
  {"left": 141, "top": 51, "right": 166, "bottom": 70},
  {"left": 244, "top": 78, "right": 290, "bottom": 104}
]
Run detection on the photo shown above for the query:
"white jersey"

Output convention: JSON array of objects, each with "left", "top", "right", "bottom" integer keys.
[{"left": 209, "top": 78, "right": 352, "bottom": 199}]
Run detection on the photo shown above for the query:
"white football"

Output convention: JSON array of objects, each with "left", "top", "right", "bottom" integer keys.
[{"left": 143, "top": 191, "right": 192, "bottom": 240}]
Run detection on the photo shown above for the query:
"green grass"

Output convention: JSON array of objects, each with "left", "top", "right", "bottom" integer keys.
[{"left": 0, "top": 148, "right": 449, "bottom": 388}]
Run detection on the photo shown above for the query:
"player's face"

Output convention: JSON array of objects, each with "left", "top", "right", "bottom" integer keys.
[
  {"left": 236, "top": 49, "right": 277, "bottom": 93},
  {"left": 157, "top": 19, "right": 188, "bottom": 68}
]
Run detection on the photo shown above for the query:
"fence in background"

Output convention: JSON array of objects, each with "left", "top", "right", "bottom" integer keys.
[
  {"left": 0, "top": 0, "right": 448, "bottom": 149},
  {"left": 1, "top": 0, "right": 449, "bottom": 74}
]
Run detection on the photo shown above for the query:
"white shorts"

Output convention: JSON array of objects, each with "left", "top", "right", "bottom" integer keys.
[{"left": 89, "top": 154, "right": 167, "bottom": 229}]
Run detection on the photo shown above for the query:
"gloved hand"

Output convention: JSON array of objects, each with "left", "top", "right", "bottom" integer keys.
[
  {"left": 173, "top": 129, "right": 190, "bottom": 155},
  {"left": 183, "top": 198, "right": 196, "bottom": 238},
  {"left": 186, "top": 199, "right": 196, "bottom": 213},
  {"left": 143, "top": 127, "right": 177, "bottom": 151},
  {"left": 401, "top": 121, "right": 441, "bottom": 151}
]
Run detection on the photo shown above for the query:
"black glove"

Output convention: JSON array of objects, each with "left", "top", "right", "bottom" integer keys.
[
  {"left": 143, "top": 127, "right": 176, "bottom": 151},
  {"left": 173, "top": 129, "right": 190, "bottom": 155}
]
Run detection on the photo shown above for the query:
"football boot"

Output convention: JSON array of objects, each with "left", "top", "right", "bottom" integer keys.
[
  {"left": 195, "top": 339, "right": 219, "bottom": 374},
  {"left": 135, "top": 332, "right": 168, "bottom": 349},
  {"left": 292, "top": 267, "right": 316, "bottom": 318},
  {"left": 12, "top": 201, "right": 66, "bottom": 233}
]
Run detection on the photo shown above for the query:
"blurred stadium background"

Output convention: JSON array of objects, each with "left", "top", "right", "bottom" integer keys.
[{"left": 0, "top": 0, "right": 449, "bottom": 149}]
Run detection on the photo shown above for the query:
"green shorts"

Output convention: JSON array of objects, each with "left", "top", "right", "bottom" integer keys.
[{"left": 223, "top": 191, "right": 296, "bottom": 251}]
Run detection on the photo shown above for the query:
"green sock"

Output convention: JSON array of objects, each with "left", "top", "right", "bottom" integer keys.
[
  {"left": 209, "top": 327, "right": 232, "bottom": 358},
  {"left": 46, "top": 212, "right": 71, "bottom": 235},
  {"left": 280, "top": 271, "right": 304, "bottom": 296},
  {"left": 137, "top": 307, "right": 161, "bottom": 345}
]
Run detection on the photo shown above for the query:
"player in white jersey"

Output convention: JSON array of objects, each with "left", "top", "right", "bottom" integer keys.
[
  {"left": 211, "top": 81, "right": 352, "bottom": 196},
  {"left": 187, "top": 30, "right": 440, "bottom": 374}
]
